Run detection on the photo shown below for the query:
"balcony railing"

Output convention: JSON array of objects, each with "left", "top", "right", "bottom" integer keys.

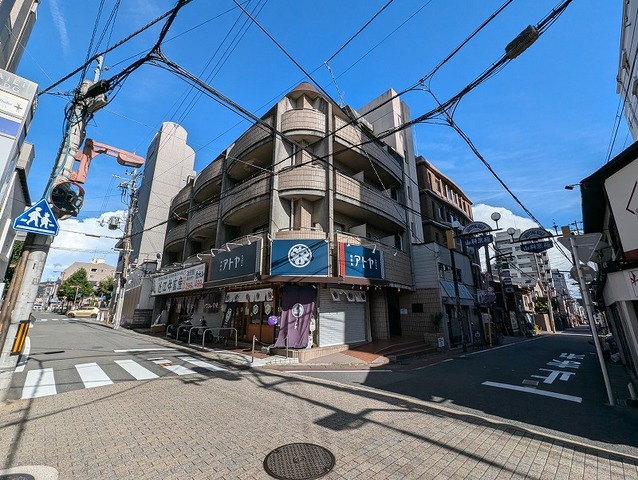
[
  {"left": 228, "top": 117, "right": 273, "bottom": 159},
  {"left": 193, "top": 160, "right": 223, "bottom": 199},
  {"left": 278, "top": 165, "right": 326, "bottom": 198},
  {"left": 280, "top": 108, "right": 326, "bottom": 138},
  {"left": 335, "top": 173, "right": 406, "bottom": 225},
  {"left": 187, "top": 202, "right": 219, "bottom": 237},
  {"left": 221, "top": 173, "right": 270, "bottom": 219},
  {"left": 165, "top": 223, "right": 186, "bottom": 249}
]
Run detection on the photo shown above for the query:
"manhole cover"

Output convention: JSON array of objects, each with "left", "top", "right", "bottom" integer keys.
[
  {"left": 0, "top": 475, "right": 35, "bottom": 480},
  {"left": 263, "top": 443, "right": 335, "bottom": 480}
]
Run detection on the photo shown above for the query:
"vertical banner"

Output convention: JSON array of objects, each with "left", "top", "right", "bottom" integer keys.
[
  {"left": 274, "top": 285, "right": 316, "bottom": 348},
  {"left": 221, "top": 302, "right": 236, "bottom": 337}
]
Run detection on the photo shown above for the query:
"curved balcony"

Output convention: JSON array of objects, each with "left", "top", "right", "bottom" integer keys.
[
  {"left": 280, "top": 108, "right": 326, "bottom": 140},
  {"left": 193, "top": 160, "right": 223, "bottom": 202},
  {"left": 221, "top": 173, "right": 270, "bottom": 223},
  {"left": 187, "top": 202, "right": 219, "bottom": 238},
  {"left": 333, "top": 117, "right": 403, "bottom": 182},
  {"left": 228, "top": 116, "right": 273, "bottom": 160},
  {"left": 278, "top": 165, "right": 327, "bottom": 200},
  {"left": 170, "top": 183, "right": 193, "bottom": 216},
  {"left": 335, "top": 172, "right": 406, "bottom": 226},
  {"left": 164, "top": 222, "right": 186, "bottom": 252}
]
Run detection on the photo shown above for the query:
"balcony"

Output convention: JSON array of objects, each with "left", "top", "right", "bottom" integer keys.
[
  {"left": 193, "top": 160, "right": 223, "bottom": 202},
  {"left": 228, "top": 117, "right": 273, "bottom": 160},
  {"left": 280, "top": 108, "right": 326, "bottom": 140},
  {"left": 335, "top": 173, "right": 406, "bottom": 226},
  {"left": 278, "top": 165, "right": 327, "bottom": 200},
  {"left": 164, "top": 222, "right": 186, "bottom": 252},
  {"left": 221, "top": 173, "right": 270, "bottom": 223},
  {"left": 170, "top": 183, "right": 193, "bottom": 216},
  {"left": 333, "top": 116, "right": 403, "bottom": 181},
  {"left": 187, "top": 202, "right": 219, "bottom": 238}
]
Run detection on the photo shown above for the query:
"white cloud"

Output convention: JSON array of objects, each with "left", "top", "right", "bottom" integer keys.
[
  {"left": 472, "top": 204, "right": 580, "bottom": 298},
  {"left": 43, "top": 210, "right": 126, "bottom": 281},
  {"left": 48, "top": 0, "right": 71, "bottom": 58}
]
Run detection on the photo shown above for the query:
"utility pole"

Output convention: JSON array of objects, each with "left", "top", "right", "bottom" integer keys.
[
  {"left": 0, "top": 60, "right": 107, "bottom": 403},
  {"left": 446, "top": 230, "right": 467, "bottom": 352},
  {"left": 109, "top": 169, "right": 141, "bottom": 329}
]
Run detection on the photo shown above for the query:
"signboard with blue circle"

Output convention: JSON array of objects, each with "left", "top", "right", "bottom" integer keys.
[
  {"left": 12, "top": 199, "right": 60, "bottom": 236},
  {"left": 270, "top": 239, "right": 329, "bottom": 276}
]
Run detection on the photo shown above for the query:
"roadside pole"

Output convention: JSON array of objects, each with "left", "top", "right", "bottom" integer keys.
[
  {"left": 0, "top": 234, "right": 51, "bottom": 402},
  {"left": 109, "top": 169, "right": 140, "bottom": 329},
  {"left": 0, "top": 69, "right": 105, "bottom": 403},
  {"left": 560, "top": 226, "right": 615, "bottom": 406}
]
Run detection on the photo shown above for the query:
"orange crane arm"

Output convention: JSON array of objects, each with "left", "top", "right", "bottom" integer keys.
[{"left": 70, "top": 138, "right": 144, "bottom": 183}]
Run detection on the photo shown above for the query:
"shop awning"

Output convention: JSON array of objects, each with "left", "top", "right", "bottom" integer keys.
[{"left": 440, "top": 280, "right": 475, "bottom": 306}]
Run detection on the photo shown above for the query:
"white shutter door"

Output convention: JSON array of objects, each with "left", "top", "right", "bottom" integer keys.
[{"left": 318, "top": 288, "right": 367, "bottom": 347}]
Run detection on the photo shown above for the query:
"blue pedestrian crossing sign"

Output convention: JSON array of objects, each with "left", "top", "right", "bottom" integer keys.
[{"left": 13, "top": 199, "right": 60, "bottom": 236}]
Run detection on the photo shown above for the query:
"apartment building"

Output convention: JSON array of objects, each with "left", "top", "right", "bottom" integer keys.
[{"left": 156, "top": 83, "right": 420, "bottom": 356}]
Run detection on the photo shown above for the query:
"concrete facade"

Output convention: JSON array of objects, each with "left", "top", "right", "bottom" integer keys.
[
  {"left": 0, "top": 0, "right": 39, "bottom": 73},
  {"left": 130, "top": 122, "right": 195, "bottom": 266}
]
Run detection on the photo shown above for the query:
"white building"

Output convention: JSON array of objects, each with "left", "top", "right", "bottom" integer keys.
[
  {"left": 493, "top": 229, "right": 552, "bottom": 288},
  {"left": 129, "top": 122, "right": 195, "bottom": 267},
  {"left": 618, "top": 1, "right": 638, "bottom": 140}
]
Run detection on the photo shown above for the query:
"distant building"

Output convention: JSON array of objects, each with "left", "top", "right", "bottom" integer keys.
[
  {"left": 59, "top": 258, "right": 115, "bottom": 286},
  {"left": 413, "top": 156, "right": 478, "bottom": 347},
  {"left": 129, "top": 122, "right": 195, "bottom": 267},
  {"left": 493, "top": 229, "right": 552, "bottom": 288}
]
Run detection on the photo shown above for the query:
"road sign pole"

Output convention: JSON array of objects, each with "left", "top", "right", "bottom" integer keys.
[
  {"left": 0, "top": 233, "right": 51, "bottom": 403},
  {"left": 561, "top": 227, "right": 615, "bottom": 406}
]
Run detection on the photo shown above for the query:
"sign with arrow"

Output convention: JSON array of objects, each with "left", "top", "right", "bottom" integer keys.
[{"left": 12, "top": 198, "right": 60, "bottom": 236}]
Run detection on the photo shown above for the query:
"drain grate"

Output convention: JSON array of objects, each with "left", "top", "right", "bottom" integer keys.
[{"left": 263, "top": 443, "right": 335, "bottom": 480}]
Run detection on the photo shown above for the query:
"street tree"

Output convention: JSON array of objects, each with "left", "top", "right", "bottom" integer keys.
[
  {"left": 57, "top": 268, "right": 94, "bottom": 302},
  {"left": 95, "top": 277, "right": 114, "bottom": 301}
]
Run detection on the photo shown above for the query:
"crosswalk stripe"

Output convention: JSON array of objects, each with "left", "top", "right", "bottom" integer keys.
[
  {"left": 115, "top": 359, "right": 159, "bottom": 380},
  {"left": 152, "top": 358, "right": 196, "bottom": 376},
  {"left": 178, "top": 355, "right": 226, "bottom": 372},
  {"left": 76, "top": 362, "right": 114, "bottom": 388},
  {"left": 22, "top": 368, "right": 56, "bottom": 399}
]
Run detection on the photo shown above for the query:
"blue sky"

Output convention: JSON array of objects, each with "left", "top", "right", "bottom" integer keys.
[{"left": 15, "top": 0, "right": 628, "bottom": 281}]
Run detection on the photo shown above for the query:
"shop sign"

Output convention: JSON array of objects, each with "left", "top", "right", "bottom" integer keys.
[
  {"left": 270, "top": 239, "right": 329, "bottom": 276},
  {"left": 520, "top": 240, "right": 553, "bottom": 253},
  {"left": 464, "top": 234, "right": 493, "bottom": 248},
  {"left": 338, "top": 243, "right": 384, "bottom": 280},
  {"left": 210, "top": 241, "right": 260, "bottom": 281},
  {"left": 461, "top": 221, "right": 491, "bottom": 235},
  {"left": 152, "top": 263, "right": 205, "bottom": 295}
]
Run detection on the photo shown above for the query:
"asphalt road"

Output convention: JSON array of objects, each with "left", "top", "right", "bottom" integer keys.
[
  {"left": 7, "top": 312, "right": 231, "bottom": 401},
  {"left": 286, "top": 329, "right": 638, "bottom": 453}
]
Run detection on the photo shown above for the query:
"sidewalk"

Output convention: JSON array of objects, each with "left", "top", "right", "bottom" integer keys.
[{"left": 2, "top": 323, "right": 638, "bottom": 479}]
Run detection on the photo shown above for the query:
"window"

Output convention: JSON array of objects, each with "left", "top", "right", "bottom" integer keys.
[{"left": 412, "top": 303, "right": 424, "bottom": 313}]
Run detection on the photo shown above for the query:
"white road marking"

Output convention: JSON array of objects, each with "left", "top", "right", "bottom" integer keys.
[
  {"left": 115, "top": 359, "right": 159, "bottom": 380},
  {"left": 15, "top": 337, "right": 30, "bottom": 373},
  {"left": 152, "top": 358, "right": 195, "bottom": 376},
  {"left": 39, "top": 319, "right": 48, "bottom": 322},
  {"left": 76, "top": 362, "right": 114, "bottom": 389},
  {"left": 21, "top": 368, "right": 56, "bottom": 399},
  {"left": 482, "top": 381, "right": 582, "bottom": 403},
  {"left": 178, "top": 355, "right": 227, "bottom": 372},
  {"left": 113, "top": 348, "right": 177, "bottom": 353}
]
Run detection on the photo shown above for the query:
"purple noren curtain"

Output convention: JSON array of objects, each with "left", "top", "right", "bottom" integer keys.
[{"left": 274, "top": 285, "right": 316, "bottom": 348}]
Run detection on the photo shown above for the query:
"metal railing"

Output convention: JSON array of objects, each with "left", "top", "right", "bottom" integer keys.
[{"left": 166, "top": 325, "right": 238, "bottom": 349}]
